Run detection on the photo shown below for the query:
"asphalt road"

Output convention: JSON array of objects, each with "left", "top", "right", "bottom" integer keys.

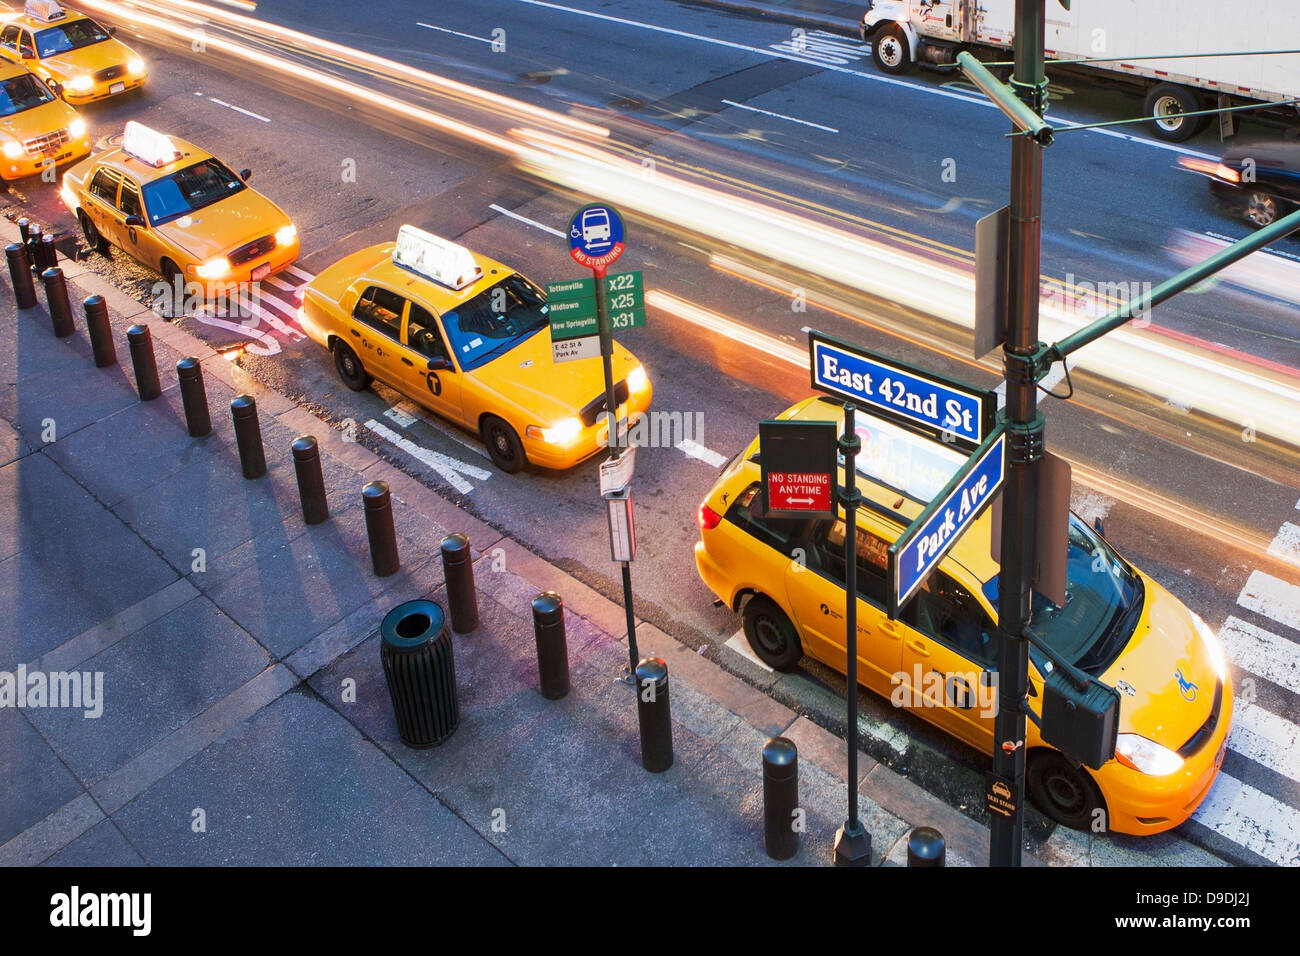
[{"left": 7, "top": 0, "right": 1299, "bottom": 866}]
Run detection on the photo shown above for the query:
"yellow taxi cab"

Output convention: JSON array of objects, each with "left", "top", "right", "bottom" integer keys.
[
  {"left": 694, "top": 395, "right": 1233, "bottom": 836},
  {"left": 0, "top": 1, "right": 145, "bottom": 104},
  {"left": 299, "top": 224, "right": 653, "bottom": 472},
  {"left": 0, "top": 53, "right": 86, "bottom": 179},
  {"left": 61, "top": 121, "right": 299, "bottom": 294}
]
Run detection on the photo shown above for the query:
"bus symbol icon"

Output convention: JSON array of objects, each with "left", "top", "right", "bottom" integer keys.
[{"left": 580, "top": 207, "right": 612, "bottom": 247}]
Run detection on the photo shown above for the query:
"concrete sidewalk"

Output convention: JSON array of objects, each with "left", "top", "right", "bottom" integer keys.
[{"left": 0, "top": 219, "right": 1025, "bottom": 867}]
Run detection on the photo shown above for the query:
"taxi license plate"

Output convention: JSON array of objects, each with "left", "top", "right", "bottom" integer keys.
[
  {"left": 251, "top": 263, "right": 271, "bottom": 281},
  {"left": 110, "top": 82, "right": 125, "bottom": 94}
]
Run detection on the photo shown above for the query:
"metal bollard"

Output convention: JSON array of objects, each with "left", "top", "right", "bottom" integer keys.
[
  {"left": 6, "top": 243, "right": 36, "bottom": 309},
  {"left": 440, "top": 532, "right": 479, "bottom": 633},
  {"left": 762, "top": 737, "right": 800, "bottom": 861},
  {"left": 291, "top": 435, "right": 329, "bottom": 525},
  {"left": 229, "top": 395, "right": 266, "bottom": 479},
  {"left": 176, "top": 357, "right": 212, "bottom": 438},
  {"left": 41, "top": 267, "right": 74, "bottom": 338},
  {"left": 37, "top": 234, "right": 58, "bottom": 273},
  {"left": 906, "top": 827, "right": 946, "bottom": 867},
  {"left": 83, "top": 295, "right": 115, "bottom": 367},
  {"left": 531, "top": 591, "right": 570, "bottom": 700},
  {"left": 17, "top": 217, "right": 30, "bottom": 245},
  {"left": 126, "top": 325, "right": 162, "bottom": 401},
  {"left": 25, "top": 223, "right": 41, "bottom": 270},
  {"left": 635, "top": 657, "right": 673, "bottom": 773},
  {"left": 363, "top": 481, "right": 400, "bottom": 576}
]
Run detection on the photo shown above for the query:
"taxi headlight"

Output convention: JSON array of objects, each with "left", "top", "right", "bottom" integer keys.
[
  {"left": 128, "top": 58, "right": 145, "bottom": 75},
  {"left": 3, "top": 140, "right": 23, "bottom": 159},
  {"left": 68, "top": 118, "right": 86, "bottom": 139},
  {"left": 194, "top": 257, "right": 231, "bottom": 279},
  {"left": 1192, "top": 612, "right": 1228, "bottom": 683},
  {"left": 65, "top": 75, "right": 94, "bottom": 93},
  {"left": 627, "top": 364, "right": 648, "bottom": 394},
  {"left": 1115, "top": 734, "right": 1184, "bottom": 776},
  {"left": 275, "top": 224, "right": 297, "bottom": 247},
  {"left": 527, "top": 417, "right": 582, "bottom": 445}
]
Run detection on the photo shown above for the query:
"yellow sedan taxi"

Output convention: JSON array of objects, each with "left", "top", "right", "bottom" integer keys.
[
  {"left": 61, "top": 121, "right": 299, "bottom": 295},
  {"left": 0, "top": 1, "right": 145, "bottom": 104},
  {"left": 695, "top": 395, "right": 1232, "bottom": 836},
  {"left": 0, "top": 54, "right": 87, "bottom": 179},
  {"left": 299, "top": 225, "right": 653, "bottom": 472}
]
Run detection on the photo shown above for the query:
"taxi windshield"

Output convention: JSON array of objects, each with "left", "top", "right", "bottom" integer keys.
[
  {"left": 441, "top": 273, "right": 548, "bottom": 372},
  {"left": 0, "top": 73, "right": 55, "bottom": 115},
  {"left": 141, "top": 158, "right": 245, "bottom": 225},
  {"left": 982, "top": 513, "right": 1143, "bottom": 674},
  {"left": 34, "top": 21, "right": 111, "bottom": 57}
]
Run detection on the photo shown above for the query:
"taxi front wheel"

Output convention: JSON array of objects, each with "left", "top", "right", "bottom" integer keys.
[
  {"left": 1027, "top": 750, "right": 1105, "bottom": 831},
  {"left": 481, "top": 416, "right": 525, "bottom": 473},
  {"left": 332, "top": 342, "right": 372, "bottom": 391},
  {"left": 742, "top": 595, "right": 803, "bottom": 671}
]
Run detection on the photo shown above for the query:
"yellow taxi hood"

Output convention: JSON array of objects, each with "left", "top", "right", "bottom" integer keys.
[
  {"left": 472, "top": 330, "right": 641, "bottom": 424},
  {"left": 1101, "top": 573, "right": 1219, "bottom": 749},
  {"left": 40, "top": 38, "right": 132, "bottom": 78},
  {"left": 0, "top": 95, "right": 74, "bottom": 140},
  {"left": 154, "top": 187, "right": 289, "bottom": 263}
]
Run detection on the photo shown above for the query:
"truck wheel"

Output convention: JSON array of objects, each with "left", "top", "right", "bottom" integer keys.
[
  {"left": 742, "top": 595, "right": 804, "bottom": 671},
  {"left": 1144, "top": 83, "right": 1207, "bottom": 142},
  {"left": 1027, "top": 750, "right": 1105, "bottom": 830},
  {"left": 871, "top": 24, "right": 912, "bottom": 75}
]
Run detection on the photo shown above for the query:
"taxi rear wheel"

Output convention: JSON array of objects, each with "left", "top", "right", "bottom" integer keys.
[
  {"left": 79, "top": 212, "right": 109, "bottom": 256},
  {"left": 742, "top": 595, "right": 803, "bottom": 671},
  {"left": 481, "top": 416, "right": 526, "bottom": 473},
  {"left": 1027, "top": 750, "right": 1105, "bottom": 830},
  {"left": 332, "top": 342, "right": 371, "bottom": 391}
]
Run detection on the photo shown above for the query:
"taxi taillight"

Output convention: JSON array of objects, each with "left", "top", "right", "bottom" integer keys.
[{"left": 698, "top": 503, "right": 722, "bottom": 532}]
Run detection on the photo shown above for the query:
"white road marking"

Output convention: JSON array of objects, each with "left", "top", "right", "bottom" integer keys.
[
  {"left": 720, "top": 98, "right": 838, "bottom": 133},
  {"left": 1270, "top": 523, "right": 1300, "bottom": 564},
  {"left": 725, "top": 630, "right": 773, "bottom": 672},
  {"left": 417, "top": 21, "right": 493, "bottom": 45},
  {"left": 1221, "top": 615, "right": 1300, "bottom": 695},
  {"left": 489, "top": 203, "right": 565, "bottom": 238},
  {"left": 284, "top": 265, "right": 316, "bottom": 283},
  {"left": 676, "top": 438, "right": 728, "bottom": 468},
  {"left": 1228, "top": 704, "right": 1300, "bottom": 785},
  {"left": 365, "top": 419, "right": 491, "bottom": 494},
  {"left": 512, "top": 0, "right": 1218, "bottom": 160},
  {"left": 190, "top": 311, "right": 280, "bottom": 355},
  {"left": 1191, "top": 771, "right": 1300, "bottom": 866},
  {"left": 207, "top": 97, "right": 271, "bottom": 123},
  {"left": 237, "top": 289, "right": 306, "bottom": 340},
  {"left": 384, "top": 404, "right": 419, "bottom": 428},
  {"left": 262, "top": 274, "right": 298, "bottom": 293},
  {"left": 1238, "top": 570, "right": 1300, "bottom": 634}
]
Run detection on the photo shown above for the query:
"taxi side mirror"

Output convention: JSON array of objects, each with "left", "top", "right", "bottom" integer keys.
[
  {"left": 20, "top": 49, "right": 33, "bottom": 59},
  {"left": 107, "top": 26, "right": 117, "bottom": 36},
  {"left": 1093, "top": 517, "right": 1105, "bottom": 537},
  {"left": 124, "top": 215, "right": 145, "bottom": 228},
  {"left": 426, "top": 356, "right": 451, "bottom": 371},
  {"left": 239, "top": 168, "right": 251, "bottom": 181}
]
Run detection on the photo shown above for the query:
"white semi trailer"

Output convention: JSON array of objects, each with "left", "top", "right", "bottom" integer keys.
[{"left": 860, "top": 0, "right": 1300, "bottom": 141}]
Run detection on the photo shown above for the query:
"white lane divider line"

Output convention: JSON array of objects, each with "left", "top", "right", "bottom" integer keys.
[
  {"left": 1238, "top": 570, "right": 1300, "bottom": 634},
  {"left": 720, "top": 99, "right": 839, "bottom": 133},
  {"left": 1228, "top": 704, "right": 1300, "bottom": 785},
  {"left": 489, "top": 203, "right": 565, "bottom": 238},
  {"left": 676, "top": 439, "right": 728, "bottom": 468},
  {"left": 724, "top": 630, "right": 772, "bottom": 673},
  {"left": 364, "top": 419, "right": 491, "bottom": 495},
  {"left": 1222, "top": 616, "right": 1300, "bottom": 695},
  {"left": 207, "top": 97, "right": 271, "bottom": 123},
  {"left": 1191, "top": 771, "right": 1300, "bottom": 866},
  {"left": 1268, "top": 523, "right": 1300, "bottom": 565},
  {"left": 417, "top": 21, "right": 494, "bottom": 44}
]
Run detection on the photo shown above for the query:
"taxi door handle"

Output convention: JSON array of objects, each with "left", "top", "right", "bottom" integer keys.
[
  {"left": 881, "top": 619, "right": 902, "bottom": 638},
  {"left": 905, "top": 639, "right": 930, "bottom": 658},
  {"left": 349, "top": 329, "right": 360, "bottom": 338},
  {"left": 401, "top": 357, "right": 413, "bottom": 367}
]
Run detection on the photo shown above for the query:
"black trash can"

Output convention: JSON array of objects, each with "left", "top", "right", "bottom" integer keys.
[{"left": 380, "top": 599, "right": 460, "bottom": 748}]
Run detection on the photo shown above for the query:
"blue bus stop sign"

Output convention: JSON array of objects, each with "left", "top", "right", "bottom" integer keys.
[{"left": 568, "top": 203, "right": 626, "bottom": 269}]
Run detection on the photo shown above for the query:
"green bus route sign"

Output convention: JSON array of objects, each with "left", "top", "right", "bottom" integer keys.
[{"left": 546, "top": 271, "right": 645, "bottom": 340}]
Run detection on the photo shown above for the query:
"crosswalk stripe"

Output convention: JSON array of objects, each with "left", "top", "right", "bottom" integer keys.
[
  {"left": 1238, "top": 570, "right": 1300, "bottom": 634},
  {"left": 284, "top": 264, "right": 315, "bottom": 283},
  {"left": 1268, "top": 523, "right": 1300, "bottom": 564},
  {"left": 1191, "top": 771, "right": 1300, "bottom": 865},
  {"left": 1222, "top": 615, "right": 1300, "bottom": 695},
  {"left": 1228, "top": 703, "right": 1300, "bottom": 784}
]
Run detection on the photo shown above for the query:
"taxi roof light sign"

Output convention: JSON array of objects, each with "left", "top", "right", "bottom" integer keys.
[
  {"left": 25, "top": 0, "right": 68, "bottom": 22},
  {"left": 122, "top": 122, "right": 180, "bottom": 168},
  {"left": 393, "top": 224, "right": 483, "bottom": 291}
]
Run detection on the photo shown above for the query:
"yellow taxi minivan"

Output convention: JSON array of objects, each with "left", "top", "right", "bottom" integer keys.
[
  {"left": 0, "top": 1, "right": 146, "bottom": 104},
  {"left": 61, "top": 121, "right": 299, "bottom": 293},
  {"left": 0, "top": 53, "right": 87, "bottom": 179},
  {"left": 695, "top": 395, "right": 1233, "bottom": 836},
  {"left": 299, "top": 225, "right": 652, "bottom": 473}
]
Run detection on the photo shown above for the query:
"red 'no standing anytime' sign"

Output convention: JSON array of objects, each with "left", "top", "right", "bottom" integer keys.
[{"left": 767, "top": 471, "right": 832, "bottom": 512}]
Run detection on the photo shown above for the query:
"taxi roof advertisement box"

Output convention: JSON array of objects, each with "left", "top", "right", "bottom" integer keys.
[
  {"left": 759, "top": 419, "right": 837, "bottom": 520},
  {"left": 807, "top": 329, "right": 996, "bottom": 451}
]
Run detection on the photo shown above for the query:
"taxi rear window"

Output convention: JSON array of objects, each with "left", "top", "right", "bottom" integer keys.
[
  {"left": 142, "top": 159, "right": 245, "bottom": 224},
  {"left": 0, "top": 73, "right": 55, "bottom": 116}
]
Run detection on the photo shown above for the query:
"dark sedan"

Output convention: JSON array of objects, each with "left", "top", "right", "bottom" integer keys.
[{"left": 1182, "top": 138, "right": 1300, "bottom": 228}]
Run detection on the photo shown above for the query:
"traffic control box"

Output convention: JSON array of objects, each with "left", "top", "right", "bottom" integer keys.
[{"left": 1040, "top": 670, "right": 1120, "bottom": 770}]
